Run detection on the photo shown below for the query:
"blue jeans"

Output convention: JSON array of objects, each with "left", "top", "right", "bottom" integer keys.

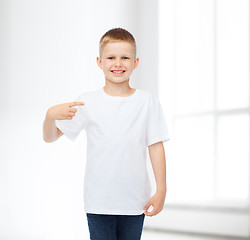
[{"left": 86, "top": 213, "right": 145, "bottom": 240}]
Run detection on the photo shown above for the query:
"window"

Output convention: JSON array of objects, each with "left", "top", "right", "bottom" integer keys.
[{"left": 159, "top": 0, "right": 249, "bottom": 210}]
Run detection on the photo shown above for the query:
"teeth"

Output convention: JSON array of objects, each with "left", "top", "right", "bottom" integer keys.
[{"left": 112, "top": 71, "right": 124, "bottom": 73}]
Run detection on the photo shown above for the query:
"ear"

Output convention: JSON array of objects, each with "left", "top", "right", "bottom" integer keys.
[
  {"left": 96, "top": 56, "right": 103, "bottom": 70},
  {"left": 133, "top": 57, "right": 139, "bottom": 70}
]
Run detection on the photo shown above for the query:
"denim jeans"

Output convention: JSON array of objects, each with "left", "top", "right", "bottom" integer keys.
[{"left": 86, "top": 213, "right": 145, "bottom": 240}]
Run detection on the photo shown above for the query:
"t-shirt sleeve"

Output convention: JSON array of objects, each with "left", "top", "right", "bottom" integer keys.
[
  {"left": 146, "top": 94, "right": 170, "bottom": 147},
  {"left": 55, "top": 95, "right": 86, "bottom": 142}
]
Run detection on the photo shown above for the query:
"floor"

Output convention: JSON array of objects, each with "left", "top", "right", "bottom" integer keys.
[{"left": 141, "top": 229, "right": 249, "bottom": 240}]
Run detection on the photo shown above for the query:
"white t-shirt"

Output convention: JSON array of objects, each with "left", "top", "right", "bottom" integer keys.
[{"left": 55, "top": 87, "right": 169, "bottom": 215}]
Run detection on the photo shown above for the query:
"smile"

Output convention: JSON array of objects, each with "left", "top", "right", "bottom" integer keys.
[{"left": 111, "top": 70, "right": 126, "bottom": 76}]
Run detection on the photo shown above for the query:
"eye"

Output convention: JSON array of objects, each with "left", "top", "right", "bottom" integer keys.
[
  {"left": 108, "top": 57, "right": 114, "bottom": 59},
  {"left": 123, "top": 57, "right": 129, "bottom": 59}
]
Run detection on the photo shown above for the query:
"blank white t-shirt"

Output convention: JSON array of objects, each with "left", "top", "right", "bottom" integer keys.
[{"left": 55, "top": 87, "right": 169, "bottom": 215}]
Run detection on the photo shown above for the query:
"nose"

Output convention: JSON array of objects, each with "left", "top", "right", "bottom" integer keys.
[{"left": 114, "top": 59, "right": 122, "bottom": 67}]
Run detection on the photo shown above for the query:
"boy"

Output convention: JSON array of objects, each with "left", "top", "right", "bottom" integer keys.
[{"left": 43, "top": 27, "right": 169, "bottom": 240}]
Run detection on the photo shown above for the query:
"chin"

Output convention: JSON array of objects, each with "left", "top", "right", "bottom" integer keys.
[{"left": 107, "top": 78, "right": 130, "bottom": 84}]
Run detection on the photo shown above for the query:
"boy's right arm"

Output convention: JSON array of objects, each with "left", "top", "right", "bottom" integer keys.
[
  {"left": 43, "top": 115, "right": 63, "bottom": 143},
  {"left": 43, "top": 102, "right": 84, "bottom": 143}
]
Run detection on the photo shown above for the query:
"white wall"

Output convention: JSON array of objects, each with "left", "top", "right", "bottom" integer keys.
[{"left": 0, "top": 0, "right": 159, "bottom": 239}]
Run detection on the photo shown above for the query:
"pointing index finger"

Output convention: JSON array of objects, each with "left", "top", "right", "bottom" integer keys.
[{"left": 69, "top": 102, "right": 85, "bottom": 107}]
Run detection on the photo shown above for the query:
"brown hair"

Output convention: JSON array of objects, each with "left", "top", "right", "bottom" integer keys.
[{"left": 99, "top": 27, "right": 136, "bottom": 58}]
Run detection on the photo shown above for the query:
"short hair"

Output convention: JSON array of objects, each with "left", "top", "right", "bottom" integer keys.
[{"left": 99, "top": 27, "right": 136, "bottom": 58}]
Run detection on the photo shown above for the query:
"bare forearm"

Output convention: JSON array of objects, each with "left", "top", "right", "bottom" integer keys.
[
  {"left": 43, "top": 112, "right": 61, "bottom": 143},
  {"left": 148, "top": 141, "right": 167, "bottom": 193}
]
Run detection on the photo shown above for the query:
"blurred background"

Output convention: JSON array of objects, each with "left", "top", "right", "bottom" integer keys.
[{"left": 0, "top": 0, "right": 249, "bottom": 239}]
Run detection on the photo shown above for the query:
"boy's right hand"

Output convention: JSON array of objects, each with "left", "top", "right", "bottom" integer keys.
[{"left": 46, "top": 102, "right": 85, "bottom": 120}]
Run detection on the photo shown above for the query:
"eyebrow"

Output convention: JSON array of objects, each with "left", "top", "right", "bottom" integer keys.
[{"left": 106, "top": 55, "right": 131, "bottom": 57}]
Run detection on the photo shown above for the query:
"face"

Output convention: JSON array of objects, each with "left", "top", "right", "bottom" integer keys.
[{"left": 96, "top": 41, "right": 139, "bottom": 85}]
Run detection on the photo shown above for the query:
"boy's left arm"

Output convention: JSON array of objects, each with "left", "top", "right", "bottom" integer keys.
[{"left": 144, "top": 141, "right": 167, "bottom": 217}]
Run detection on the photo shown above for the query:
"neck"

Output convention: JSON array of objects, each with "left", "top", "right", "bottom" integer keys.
[{"left": 103, "top": 81, "right": 135, "bottom": 97}]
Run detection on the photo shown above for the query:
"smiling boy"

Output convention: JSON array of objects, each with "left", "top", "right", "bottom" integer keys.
[{"left": 43, "top": 27, "right": 169, "bottom": 240}]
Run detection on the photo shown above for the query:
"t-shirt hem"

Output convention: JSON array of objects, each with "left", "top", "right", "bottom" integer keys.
[
  {"left": 147, "top": 136, "right": 170, "bottom": 147},
  {"left": 84, "top": 208, "right": 146, "bottom": 215}
]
